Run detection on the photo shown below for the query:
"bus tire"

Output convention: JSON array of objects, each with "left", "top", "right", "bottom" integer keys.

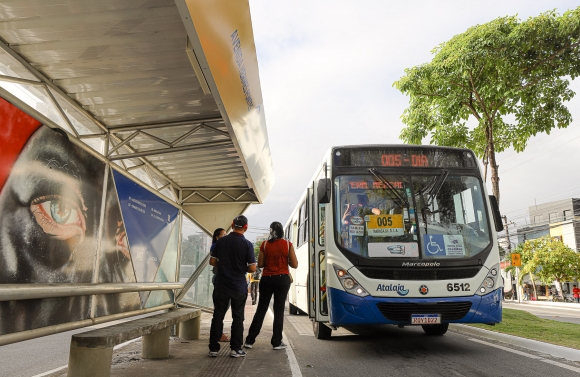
[
  {"left": 289, "top": 303, "right": 299, "bottom": 315},
  {"left": 313, "top": 321, "right": 332, "bottom": 339},
  {"left": 421, "top": 323, "right": 449, "bottom": 336}
]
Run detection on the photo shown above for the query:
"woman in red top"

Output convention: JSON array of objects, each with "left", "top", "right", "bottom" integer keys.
[
  {"left": 573, "top": 285, "right": 580, "bottom": 303},
  {"left": 244, "top": 221, "right": 298, "bottom": 349}
]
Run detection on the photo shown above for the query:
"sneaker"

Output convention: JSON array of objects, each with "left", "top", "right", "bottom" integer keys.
[
  {"left": 230, "top": 349, "right": 247, "bottom": 358},
  {"left": 273, "top": 342, "right": 287, "bottom": 350},
  {"left": 208, "top": 351, "right": 218, "bottom": 357},
  {"left": 243, "top": 342, "right": 254, "bottom": 349}
]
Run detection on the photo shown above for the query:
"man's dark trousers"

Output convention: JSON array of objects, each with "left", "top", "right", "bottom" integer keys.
[{"left": 209, "top": 289, "right": 248, "bottom": 351}]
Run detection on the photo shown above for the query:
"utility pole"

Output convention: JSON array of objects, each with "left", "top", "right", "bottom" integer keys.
[
  {"left": 502, "top": 215, "right": 512, "bottom": 252},
  {"left": 502, "top": 215, "right": 519, "bottom": 302}
]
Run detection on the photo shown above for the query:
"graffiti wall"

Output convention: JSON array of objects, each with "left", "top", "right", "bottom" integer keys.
[{"left": 0, "top": 99, "right": 179, "bottom": 335}]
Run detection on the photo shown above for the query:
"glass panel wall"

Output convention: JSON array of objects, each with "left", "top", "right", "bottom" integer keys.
[{"left": 179, "top": 215, "right": 213, "bottom": 308}]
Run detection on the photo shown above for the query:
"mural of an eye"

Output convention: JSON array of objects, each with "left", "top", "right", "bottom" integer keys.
[{"left": 30, "top": 195, "right": 86, "bottom": 242}]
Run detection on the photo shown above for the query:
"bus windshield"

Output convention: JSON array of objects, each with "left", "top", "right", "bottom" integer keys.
[{"left": 334, "top": 174, "right": 491, "bottom": 259}]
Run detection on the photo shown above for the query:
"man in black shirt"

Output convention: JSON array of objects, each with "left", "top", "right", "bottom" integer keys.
[{"left": 208, "top": 215, "right": 256, "bottom": 357}]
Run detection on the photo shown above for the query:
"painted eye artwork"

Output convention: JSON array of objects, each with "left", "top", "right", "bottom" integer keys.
[{"left": 30, "top": 194, "right": 87, "bottom": 243}]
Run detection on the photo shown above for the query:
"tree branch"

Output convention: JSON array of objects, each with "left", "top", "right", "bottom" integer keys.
[{"left": 523, "top": 40, "right": 580, "bottom": 74}]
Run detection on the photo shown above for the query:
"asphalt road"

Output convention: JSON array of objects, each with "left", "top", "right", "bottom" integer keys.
[
  {"left": 283, "top": 312, "right": 580, "bottom": 377},
  {"left": 503, "top": 301, "right": 580, "bottom": 324},
  {"left": 3, "top": 303, "right": 580, "bottom": 377}
]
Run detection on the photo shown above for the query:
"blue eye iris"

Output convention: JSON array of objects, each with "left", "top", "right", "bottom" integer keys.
[{"left": 50, "top": 200, "right": 72, "bottom": 224}]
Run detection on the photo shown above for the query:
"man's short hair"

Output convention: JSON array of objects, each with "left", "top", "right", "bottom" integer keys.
[{"left": 233, "top": 215, "right": 248, "bottom": 228}]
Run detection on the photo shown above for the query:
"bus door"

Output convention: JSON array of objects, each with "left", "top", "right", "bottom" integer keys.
[{"left": 311, "top": 179, "right": 330, "bottom": 322}]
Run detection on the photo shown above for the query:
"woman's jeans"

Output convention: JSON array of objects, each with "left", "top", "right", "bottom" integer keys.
[{"left": 246, "top": 274, "right": 291, "bottom": 347}]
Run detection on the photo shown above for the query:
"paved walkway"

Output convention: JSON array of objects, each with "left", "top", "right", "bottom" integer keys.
[{"left": 50, "top": 295, "right": 293, "bottom": 377}]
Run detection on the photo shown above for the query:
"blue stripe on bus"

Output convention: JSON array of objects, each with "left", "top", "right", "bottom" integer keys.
[{"left": 328, "top": 287, "right": 502, "bottom": 326}]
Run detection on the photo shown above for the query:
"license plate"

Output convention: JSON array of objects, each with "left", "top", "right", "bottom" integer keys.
[{"left": 411, "top": 314, "right": 441, "bottom": 324}]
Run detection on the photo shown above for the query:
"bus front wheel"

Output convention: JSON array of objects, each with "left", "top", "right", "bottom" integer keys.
[
  {"left": 313, "top": 321, "right": 332, "bottom": 339},
  {"left": 421, "top": 323, "right": 449, "bottom": 336}
]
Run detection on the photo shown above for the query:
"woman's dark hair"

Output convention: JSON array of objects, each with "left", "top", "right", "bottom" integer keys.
[
  {"left": 268, "top": 221, "right": 284, "bottom": 243},
  {"left": 212, "top": 228, "right": 225, "bottom": 244}
]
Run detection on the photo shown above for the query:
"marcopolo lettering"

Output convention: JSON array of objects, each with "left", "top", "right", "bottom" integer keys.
[{"left": 401, "top": 262, "right": 440, "bottom": 267}]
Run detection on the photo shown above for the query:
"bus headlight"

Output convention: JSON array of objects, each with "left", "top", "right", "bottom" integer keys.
[
  {"left": 343, "top": 278, "right": 355, "bottom": 290},
  {"left": 476, "top": 263, "right": 500, "bottom": 296},
  {"left": 333, "top": 264, "right": 369, "bottom": 297},
  {"left": 483, "top": 278, "right": 495, "bottom": 288}
]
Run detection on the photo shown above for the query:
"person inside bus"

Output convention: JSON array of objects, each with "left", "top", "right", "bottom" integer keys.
[{"left": 244, "top": 221, "right": 298, "bottom": 350}]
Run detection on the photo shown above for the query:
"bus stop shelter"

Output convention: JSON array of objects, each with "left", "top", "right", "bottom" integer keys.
[{"left": 0, "top": 0, "right": 274, "bottom": 346}]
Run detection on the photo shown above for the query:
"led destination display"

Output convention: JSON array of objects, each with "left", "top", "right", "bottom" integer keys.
[{"left": 334, "top": 148, "right": 477, "bottom": 168}]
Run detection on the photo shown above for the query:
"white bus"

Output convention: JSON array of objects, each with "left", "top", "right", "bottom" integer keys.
[{"left": 285, "top": 145, "right": 504, "bottom": 339}]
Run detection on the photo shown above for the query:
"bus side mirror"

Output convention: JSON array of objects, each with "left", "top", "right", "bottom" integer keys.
[
  {"left": 489, "top": 195, "right": 504, "bottom": 232},
  {"left": 317, "top": 178, "right": 331, "bottom": 204}
]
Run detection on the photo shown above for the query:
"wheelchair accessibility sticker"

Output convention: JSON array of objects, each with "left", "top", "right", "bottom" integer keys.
[{"left": 423, "top": 234, "right": 465, "bottom": 256}]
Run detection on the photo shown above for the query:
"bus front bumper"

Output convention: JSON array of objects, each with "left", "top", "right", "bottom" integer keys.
[{"left": 327, "top": 287, "right": 502, "bottom": 326}]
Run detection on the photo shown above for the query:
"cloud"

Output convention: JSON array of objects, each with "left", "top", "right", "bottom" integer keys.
[{"left": 246, "top": 0, "right": 580, "bottom": 240}]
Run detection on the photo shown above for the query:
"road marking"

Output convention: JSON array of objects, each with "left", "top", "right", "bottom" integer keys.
[
  {"left": 31, "top": 365, "right": 67, "bottom": 377},
  {"left": 469, "top": 338, "right": 580, "bottom": 374},
  {"left": 268, "top": 307, "right": 303, "bottom": 377}
]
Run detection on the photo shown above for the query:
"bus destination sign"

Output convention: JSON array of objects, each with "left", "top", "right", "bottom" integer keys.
[{"left": 334, "top": 148, "right": 476, "bottom": 168}]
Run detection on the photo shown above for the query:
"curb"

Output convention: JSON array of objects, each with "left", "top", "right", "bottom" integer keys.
[
  {"left": 449, "top": 324, "right": 580, "bottom": 362},
  {"left": 504, "top": 300, "right": 580, "bottom": 311}
]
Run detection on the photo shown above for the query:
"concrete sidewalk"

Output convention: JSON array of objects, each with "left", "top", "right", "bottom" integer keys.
[{"left": 49, "top": 296, "right": 293, "bottom": 377}]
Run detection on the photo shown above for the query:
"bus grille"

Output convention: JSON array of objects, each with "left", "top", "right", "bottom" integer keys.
[
  {"left": 376, "top": 302, "right": 472, "bottom": 322},
  {"left": 358, "top": 267, "right": 480, "bottom": 281}
]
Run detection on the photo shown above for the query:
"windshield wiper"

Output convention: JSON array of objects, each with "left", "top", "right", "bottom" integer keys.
[
  {"left": 368, "top": 168, "right": 409, "bottom": 209},
  {"left": 420, "top": 169, "right": 449, "bottom": 234},
  {"left": 421, "top": 170, "right": 449, "bottom": 208}
]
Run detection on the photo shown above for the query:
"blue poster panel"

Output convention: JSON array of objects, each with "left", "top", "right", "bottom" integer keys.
[
  {"left": 96, "top": 171, "right": 141, "bottom": 316},
  {"left": 113, "top": 171, "right": 179, "bottom": 288}
]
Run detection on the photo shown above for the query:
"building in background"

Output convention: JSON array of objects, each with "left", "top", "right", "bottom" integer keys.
[{"left": 511, "top": 198, "right": 580, "bottom": 298}]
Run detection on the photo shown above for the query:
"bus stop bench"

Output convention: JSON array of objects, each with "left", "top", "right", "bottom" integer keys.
[{"left": 67, "top": 308, "right": 201, "bottom": 377}]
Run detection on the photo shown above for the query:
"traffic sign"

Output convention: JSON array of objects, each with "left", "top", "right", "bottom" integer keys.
[{"left": 511, "top": 253, "right": 522, "bottom": 267}]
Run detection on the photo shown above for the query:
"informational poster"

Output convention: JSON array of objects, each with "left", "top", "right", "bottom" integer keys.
[
  {"left": 114, "top": 171, "right": 179, "bottom": 304},
  {"left": 349, "top": 225, "right": 364, "bottom": 237},
  {"left": 423, "top": 234, "right": 466, "bottom": 257}
]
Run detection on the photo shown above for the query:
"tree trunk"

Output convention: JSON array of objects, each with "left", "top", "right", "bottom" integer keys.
[
  {"left": 529, "top": 273, "right": 537, "bottom": 300},
  {"left": 486, "top": 125, "right": 500, "bottom": 205},
  {"left": 555, "top": 279, "right": 562, "bottom": 297},
  {"left": 482, "top": 149, "right": 488, "bottom": 182}
]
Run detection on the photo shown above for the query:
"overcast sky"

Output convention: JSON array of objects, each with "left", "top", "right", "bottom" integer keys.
[{"left": 243, "top": 0, "right": 580, "bottom": 242}]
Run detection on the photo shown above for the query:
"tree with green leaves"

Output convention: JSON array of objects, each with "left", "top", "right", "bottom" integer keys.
[
  {"left": 517, "top": 237, "right": 580, "bottom": 296},
  {"left": 506, "top": 241, "right": 538, "bottom": 298},
  {"left": 254, "top": 242, "right": 261, "bottom": 260},
  {"left": 394, "top": 8, "right": 580, "bottom": 205}
]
